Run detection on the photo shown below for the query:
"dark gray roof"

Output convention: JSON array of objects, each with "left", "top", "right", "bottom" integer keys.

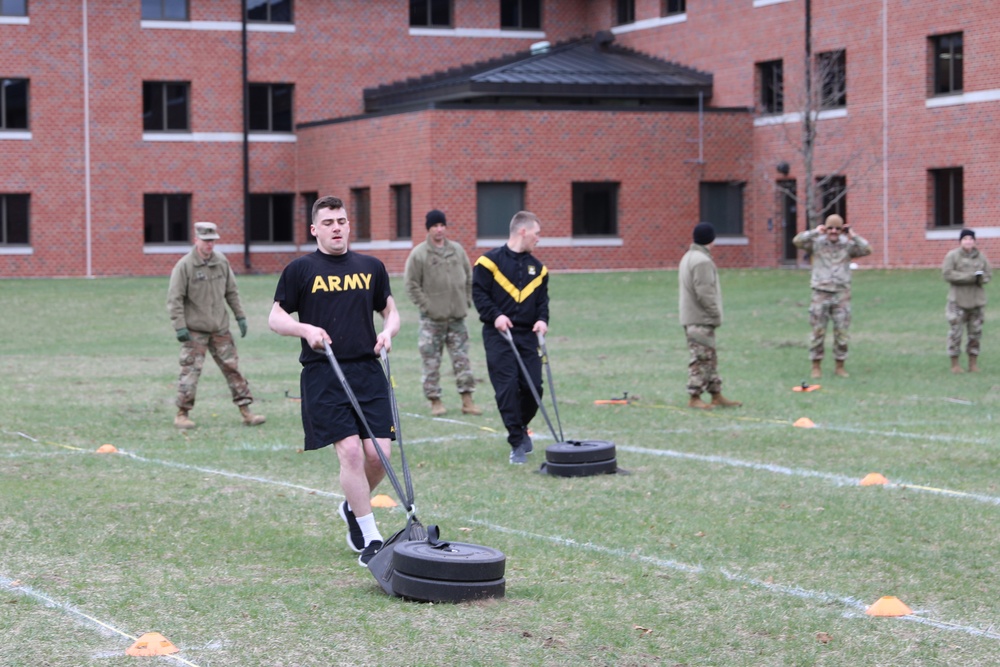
[{"left": 363, "top": 35, "right": 713, "bottom": 112}]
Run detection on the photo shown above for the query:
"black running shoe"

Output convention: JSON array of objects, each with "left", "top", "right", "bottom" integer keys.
[
  {"left": 338, "top": 501, "right": 364, "bottom": 553},
  {"left": 358, "top": 540, "right": 383, "bottom": 567}
]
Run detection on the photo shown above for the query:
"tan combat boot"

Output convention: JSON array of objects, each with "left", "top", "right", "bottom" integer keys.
[
  {"left": 968, "top": 355, "right": 979, "bottom": 373},
  {"left": 688, "top": 395, "right": 713, "bottom": 410},
  {"left": 460, "top": 392, "right": 483, "bottom": 415},
  {"left": 711, "top": 392, "right": 743, "bottom": 408},
  {"left": 834, "top": 360, "right": 849, "bottom": 378},
  {"left": 174, "top": 409, "right": 196, "bottom": 429},
  {"left": 240, "top": 405, "right": 266, "bottom": 426},
  {"left": 429, "top": 398, "right": 447, "bottom": 416},
  {"left": 811, "top": 360, "right": 822, "bottom": 379},
  {"left": 950, "top": 356, "right": 964, "bottom": 374}
]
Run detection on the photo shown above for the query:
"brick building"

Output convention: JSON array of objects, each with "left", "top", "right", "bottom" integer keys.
[{"left": 1, "top": 1, "right": 997, "bottom": 277}]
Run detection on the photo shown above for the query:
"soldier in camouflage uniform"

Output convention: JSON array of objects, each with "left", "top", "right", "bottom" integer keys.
[
  {"left": 792, "top": 214, "right": 872, "bottom": 378},
  {"left": 678, "top": 223, "right": 741, "bottom": 410},
  {"left": 404, "top": 210, "right": 482, "bottom": 417},
  {"left": 167, "top": 222, "right": 265, "bottom": 429},
  {"left": 942, "top": 228, "right": 991, "bottom": 373}
]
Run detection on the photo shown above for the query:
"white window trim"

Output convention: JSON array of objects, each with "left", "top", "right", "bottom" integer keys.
[
  {"left": 141, "top": 20, "right": 294, "bottom": 33},
  {"left": 0, "top": 16, "right": 29, "bottom": 25},
  {"left": 610, "top": 14, "right": 686, "bottom": 35},
  {"left": 925, "top": 227, "right": 1000, "bottom": 241},
  {"left": 714, "top": 236, "right": 750, "bottom": 246},
  {"left": 476, "top": 237, "right": 624, "bottom": 248},
  {"left": 350, "top": 240, "right": 414, "bottom": 251},
  {"left": 0, "top": 246, "right": 33, "bottom": 255},
  {"left": 0, "top": 131, "right": 32, "bottom": 140},
  {"left": 753, "top": 0, "right": 793, "bottom": 7},
  {"left": 926, "top": 89, "right": 1000, "bottom": 109},
  {"left": 142, "top": 132, "right": 296, "bottom": 143},
  {"left": 753, "top": 108, "right": 847, "bottom": 127},
  {"left": 409, "top": 27, "right": 545, "bottom": 39}
]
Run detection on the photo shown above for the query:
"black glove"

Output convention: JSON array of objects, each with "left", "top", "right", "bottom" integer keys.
[
  {"left": 176, "top": 327, "right": 191, "bottom": 342},
  {"left": 237, "top": 317, "right": 248, "bottom": 338}
]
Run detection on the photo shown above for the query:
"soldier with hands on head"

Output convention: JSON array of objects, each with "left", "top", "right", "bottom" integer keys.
[
  {"left": 404, "top": 209, "right": 483, "bottom": 417},
  {"left": 678, "top": 222, "right": 741, "bottom": 410},
  {"left": 942, "top": 228, "right": 991, "bottom": 373},
  {"left": 792, "top": 214, "right": 872, "bottom": 378},
  {"left": 166, "top": 221, "right": 265, "bottom": 429}
]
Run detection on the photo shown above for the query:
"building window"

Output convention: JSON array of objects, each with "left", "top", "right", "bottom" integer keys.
[
  {"left": 616, "top": 0, "right": 635, "bottom": 25},
  {"left": 931, "top": 33, "right": 963, "bottom": 95},
  {"left": 302, "top": 191, "right": 317, "bottom": 241},
  {"left": 663, "top": 0, "right": 685, "bottom": 15},
  {"left": 477, "top": 182, "right": 525, "bottom": 238},
  {"left": 351, "top": 188, "right": 371, "bottom": 241},
  {"left": 699, "top": 182, "right": 744, "bottom": 236},
  {"left": 141, "top": 0, "right": 187, "bottom": 20},
  {"left": 410, "top": 0, "right": 450, "bottom": 27},
  {"left": 1, "top": 0, "right": 27, "bottom": 17},
  {"left": 757, "top": 60, "right": 783, "bottom": 114},
  {"left": 572, "top": 182, "right": 618, "bottom": 236},
  {"left": 930, "top": 168, "right": 963, "bottom": 228},
  {"left": 247, "top": 0, "right": 292, "bottom": 23},
  {"left": 142, "top": 82, "right": 189, "bottom": 132},
  {"left": 143, "top": 194, "right": 190, "bottom": 243},
  {"left": 392, "top": 185, "right": 411, "bottom": 240},
  {"left": 249, "top": 193, "right": 294, "bottom": 242},
  {"left": 1, "top": 194, "right": 29, "bottom": 245},
  {"left": 249, "top": 83, "right": 293, "bottom": 132},
  {"left": 501, "top": 0, "right": 541, "bottom": 29},
  {"left": 816, "top": 175, "right": 847, "bottom": 225},
  {"left": 1, "top": 78, "right": 28, "bottom": 130},
  {"left": 816, "top": 50, "right": 846, "bottom": 109}
]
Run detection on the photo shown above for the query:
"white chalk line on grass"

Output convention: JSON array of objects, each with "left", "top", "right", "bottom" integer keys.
[{"left": 0, "top": 576, "right": 203, "bottom": 666}]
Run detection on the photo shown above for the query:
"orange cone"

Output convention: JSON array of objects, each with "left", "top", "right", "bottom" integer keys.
[
  {"left": 865, "top": 596, "right": 912, "bottom": 617},
  {"left": 860, "top": 473, "right": 889, "bottom": 486},
  {"left": 371, "top": 494, "right": 398, "bottom": 508},
  {"left": 126, "top": 632, "right": 180, "bottom": 656},
  {"left": 793, "top": 417, "right": 816, "bottom": 428},
  {"left": 95, "top": 444, "right": 118, "bottom": 454}
]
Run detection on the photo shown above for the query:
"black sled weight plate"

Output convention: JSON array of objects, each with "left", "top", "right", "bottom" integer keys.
[
  {"left": 391, "top": 571, "right": 506, "bottom": 603},
  {"left": 543, "top": 457, "right": 618, "bottom": 477},
  {"left": 545, "top": 440, "right": 616, "bottom": 464},
  {"left": 392, "top": 541, "right": 506, "bottom": 582}
]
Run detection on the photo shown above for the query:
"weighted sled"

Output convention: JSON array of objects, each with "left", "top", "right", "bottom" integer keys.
[
  {"left": 391, "top": 571, "right": 506, "bottom": 603},
  {"left": 543, "top": 457, "right": 618, "bottom": 477},
  {"left": 545, "top": 439, "right": 616, "bottom": 464},
  {"left": 392, "top": 540, "right": 506, "bottom": 582}
]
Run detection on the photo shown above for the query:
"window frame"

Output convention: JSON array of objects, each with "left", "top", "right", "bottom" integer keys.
[
  {"left": 477, "top": 182, "right": 525, "bottom": 238},
  {"left": 816, "top": 49, "right": 847, "bottom": 109},
  {"left": 572, "top": 182, "right": 619, "bottom": 237},
  {"left": 392, "top": 184, "right": 412, "bottom": 240},
  {"left": 757, "top": 60, "right": 783, "bottom": 115},
  {"left": 143, "top": 193, "right": 191, "bottom": 244},
  {"left": 931, "top": 32, "right": 963, "bottom": 96},
  {"left": 615, "top": 0, "right": 635, "bottom": 25},
  {"left": 142, "top": 81, "right": 190, "bottom": 132},
  {"left": 246, "top": 0, "right": 293, "bottom": 24},
  {"left": 662, "top": 0, "right": 685, "bottom": 16},
  {"left": 248, "top": 83, "right": 293, "bottom": 133},
  {"left": 500, "top": 0, "right": 541, "bottom": 30},
  {"left": 930, "top": 167, "right": 963, "bottom": 229},
  {"left": 699, "top": 182, "right": 745, "bottom": 236},
  {"left": 141, "top": 0, "right": 188, "bottom": 21},
  {"left": 249, "top": 193, "right": 295, "bottom": 243},
  {"left": 410, "top": 0, "right": 451, "bottom": 28},
  {"left": 0, "top": 193, "right": 30, "bottom": 245},
  {"left": 302, "top": 191, "right": 318, "bottom": 242},
  {"left": 351, "top": 188, "right": 371, "bottom": 242},
  {"left": 0, "top": 0, "right": 28, "bottom": 17},
  {"left": 816, "top": 175, "right": 847, "bottom": 225},
  {"left": 1, "top": 78, "right": 29, "bottom": 130}
]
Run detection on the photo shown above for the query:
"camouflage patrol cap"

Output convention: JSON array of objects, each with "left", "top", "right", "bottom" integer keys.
[
  {"left": 194, "top": 222, "right": 220, "bottom": 240},
  {"left": 824, "top": 214, "right": 844, "bottom": 229}
]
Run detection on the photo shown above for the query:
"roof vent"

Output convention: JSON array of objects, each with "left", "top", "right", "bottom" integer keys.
[
  {"left": 530, "top": 41, "right": 550, "bottom": 55},
  {"left": 593, "top": 31, "right": 615, "bottom": 50}
]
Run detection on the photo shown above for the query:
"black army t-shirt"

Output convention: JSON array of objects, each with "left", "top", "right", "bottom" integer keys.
[{"left": 274, "top": 250, "right": 391, "bottom": 364}]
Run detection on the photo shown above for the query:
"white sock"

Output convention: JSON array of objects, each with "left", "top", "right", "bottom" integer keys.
[{"left": 356, "top": 513, "right": 383, "bottom": 545}]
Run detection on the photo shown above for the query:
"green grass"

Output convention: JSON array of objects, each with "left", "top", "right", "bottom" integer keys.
[{"left": 2, "top": 268, "right": 999, "bottom": 666}]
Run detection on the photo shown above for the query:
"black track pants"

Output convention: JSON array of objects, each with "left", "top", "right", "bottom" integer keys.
[{"left": 483, "top": 326, "right": 542, "bottom": 447}]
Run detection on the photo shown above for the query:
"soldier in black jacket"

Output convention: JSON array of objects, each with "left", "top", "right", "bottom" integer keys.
[{"left": 473, "top": 211, "right": 549, "bottom": 465}]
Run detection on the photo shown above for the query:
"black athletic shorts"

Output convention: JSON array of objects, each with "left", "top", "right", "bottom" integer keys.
[{"left": 300, "top": 358, "right": 395, "bottom": 450}]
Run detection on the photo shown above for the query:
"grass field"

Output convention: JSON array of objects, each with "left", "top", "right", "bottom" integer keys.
[{"left": 2, "top": 268, "right": 999, "bottom": 667}]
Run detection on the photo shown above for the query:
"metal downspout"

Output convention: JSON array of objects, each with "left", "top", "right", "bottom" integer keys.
[
  {"left": 882, "top": 0, "right": 890, "bottom": 266},
  {"left": 82, "top": 0, "right": 93, "bottom": 277},
  {"left": 242, "top": 2, "right": 251, "bottom": 270}
]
